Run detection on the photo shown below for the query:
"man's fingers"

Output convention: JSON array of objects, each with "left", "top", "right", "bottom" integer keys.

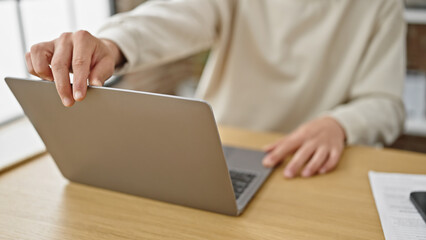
[
  {"left": 301, "top": 147, "right": 328, "bottom": 177},
  {"left": 72, "top": 30, "right": 96, "bottom": 101},
  {"left": 25, "top": 52, "right": 38, "bottom": 77},
  {"left": 262, "top": 139, "right": 282, "bottom": 152},
  {"left": 28, "top": 42, "right": 54, "bottom": 81},
  {"left": 51, "top": 33, "right": 74, "bottom": 107},
  {"left": 88, "top": 57, "right": 115, "bottom": 87},
  {"left": 283, "top": 142, "right": 316, "bottom": 178},
  {"left": 319, "top": 149, "right": 342, "bottom": 174},
  {"left": 262, "top": 137, "right": 301, "bottom": 168}
]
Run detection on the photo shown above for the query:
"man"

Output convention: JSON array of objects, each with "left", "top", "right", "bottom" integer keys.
[{"left": 25, "top": 0, "right": 405, "bottom": 178}]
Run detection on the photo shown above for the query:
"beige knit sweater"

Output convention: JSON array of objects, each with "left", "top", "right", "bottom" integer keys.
[{"left": 97, "top": 0, "right": 406, "bottom": 145}]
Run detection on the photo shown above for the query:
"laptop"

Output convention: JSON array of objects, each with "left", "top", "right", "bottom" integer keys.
[{"left": 5, "top": 77, "right": 273, "bottom": 216}]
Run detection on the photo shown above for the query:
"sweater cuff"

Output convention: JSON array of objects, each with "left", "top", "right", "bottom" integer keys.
[{"left": 323, "top": 107, "right": 369, "bottom": 145}]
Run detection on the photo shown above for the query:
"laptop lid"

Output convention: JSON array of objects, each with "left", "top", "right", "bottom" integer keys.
[{"left": 6, "top": 77, "right": 239, "bottom": 215}]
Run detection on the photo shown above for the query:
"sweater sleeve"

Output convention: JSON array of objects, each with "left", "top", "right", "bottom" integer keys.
[
  {"left": 96, "top": 0, "right": 231, "bottom": 74},
  {"left": 327, "top": 0, "right": 406, "bottom": 145}
]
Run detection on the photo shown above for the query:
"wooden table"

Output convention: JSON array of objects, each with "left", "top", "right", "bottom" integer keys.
[{"left": 1, "top": 126, "right": 426, "bottom": 239}]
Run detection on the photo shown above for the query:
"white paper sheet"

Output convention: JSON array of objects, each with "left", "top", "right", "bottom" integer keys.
[{"left": 369, "top": 171, "right": 426, "bottom": 240}]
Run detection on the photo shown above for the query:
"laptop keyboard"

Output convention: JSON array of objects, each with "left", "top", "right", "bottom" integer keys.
[{"left": 229, "top": 170, "right": 256, "bottom": 199}]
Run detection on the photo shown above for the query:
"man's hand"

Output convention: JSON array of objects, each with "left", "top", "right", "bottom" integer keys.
[
  {"left": 262, "top": 117, "right": 346, "bottom": 178},
  {"left": 25, "top": 30, "right": 124, "bottom": 107}
]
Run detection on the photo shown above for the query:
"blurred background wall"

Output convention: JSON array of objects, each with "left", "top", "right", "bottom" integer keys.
[{"left": 397, "top": 0, "right": 426, "bottom": 151}]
